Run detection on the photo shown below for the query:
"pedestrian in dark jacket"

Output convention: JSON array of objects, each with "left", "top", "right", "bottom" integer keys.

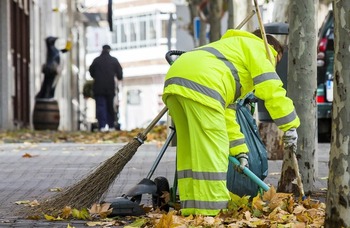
[{"left": 89, "top": 45, "right": 123, "bottom": 131}]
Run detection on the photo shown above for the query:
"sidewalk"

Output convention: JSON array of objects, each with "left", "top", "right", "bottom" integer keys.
[{"left": 0, "top": 142, "right": 330, "bottom": 227}]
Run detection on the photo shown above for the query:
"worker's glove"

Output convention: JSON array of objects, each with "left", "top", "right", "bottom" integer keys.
[
  {"left": 235, "top": 153, "right": 249, "bottom": 173},
  {"left": 283, "top": 128, "right": 298, "bottom": 149}
]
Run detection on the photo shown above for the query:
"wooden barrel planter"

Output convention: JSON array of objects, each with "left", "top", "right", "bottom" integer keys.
[{"left": 33, "top": 99, "right": 60, "bottom": 130}]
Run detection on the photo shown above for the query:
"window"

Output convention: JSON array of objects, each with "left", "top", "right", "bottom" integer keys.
[
  {"left": 130, "top": 21, "right": 136, "bottom": 42},
  {"left": 111, "top": 11, "right": 175, "bottom": 50},
  {"left": 121, "top": 24, "right": 127, "bottom": 45},
  {"left": 149, "top": 19, "right": 156, "bottom": 40},
  {"left": 140, "top": 20, "right": 146, "bottom": 41}
]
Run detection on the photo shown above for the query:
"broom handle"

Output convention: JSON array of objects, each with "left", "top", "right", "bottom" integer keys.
[
  {"left": 290, "top": 146, "right": 306, "bottom": 199},
  {"left": 236, "top": 10, "right": 256, "bottom": 30},
  {"left": 253, "top": 0, "right": 274, "bottom": 63},
  {"left": 141, "top": 106, "right": 169, "bottom": 136}
]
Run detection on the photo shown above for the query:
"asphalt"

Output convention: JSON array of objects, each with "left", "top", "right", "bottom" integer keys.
[{"left": 0, "top": 142, "right": 330, "bottom": 227}]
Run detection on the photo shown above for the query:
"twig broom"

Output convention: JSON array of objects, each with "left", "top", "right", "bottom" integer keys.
[{"left": 40, "top": 107, "right": 168, "bottom": 212}]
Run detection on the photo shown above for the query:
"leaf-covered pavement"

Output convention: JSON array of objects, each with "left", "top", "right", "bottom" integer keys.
[
  {"left": 20, "top": 186, "right": 325, "bottom": 227},
  {"left": 0, "top": 126, "right": 168, "bottom": 144}
]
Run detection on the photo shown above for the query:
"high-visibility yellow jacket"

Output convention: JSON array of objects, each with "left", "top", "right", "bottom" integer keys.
[{"left": 163, "top": 30, "right": 300, "bottom": 156}]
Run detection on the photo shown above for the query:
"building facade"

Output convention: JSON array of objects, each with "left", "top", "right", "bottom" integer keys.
[
  {"left": 85, "top": 0, "right": 193, "bottom": 130},
  {"left": 0, "top": 0, "right": 88, "bottom": 131}
]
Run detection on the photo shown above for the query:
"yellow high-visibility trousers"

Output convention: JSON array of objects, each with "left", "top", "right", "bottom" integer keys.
[{"left": 166, "top": 95, "right": 230, "bottom": 216}]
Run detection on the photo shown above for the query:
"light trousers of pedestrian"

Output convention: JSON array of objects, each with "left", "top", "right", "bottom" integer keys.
[
  {"left": 166, "top": 95, "right": 230, "bottom": 216},
  {"left": 95, "top": 94, "right": 115, "bottom": 129}
]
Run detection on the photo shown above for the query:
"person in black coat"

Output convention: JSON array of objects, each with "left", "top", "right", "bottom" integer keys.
[{"left": 89, "top": 45, "right": 123, "bottom": 131}]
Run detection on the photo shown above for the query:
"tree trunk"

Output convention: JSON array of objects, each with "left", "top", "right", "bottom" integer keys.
[
  {"left": 258, "top": 122, "right": 284, "bottom": 160},
  {"left": 278, "top": 0, "right": 318, "bottom": 195},
  {"left": 272, "top": 0, "right": 290, "bottom": 23},
  {"left": 227, "top": 0, "right": 234, "bottom": 29},
  {"left": 199, "top": 14, "right": 208, "bottom": 46},
  {"left": 245, "top": 0, "right": 255, "bottom": 32},
  {"left": 232, "top": 0, "right": 248, "bottom": 30},
  {"left": 272, "top": 0, "right": 290, "bottom": 44},
  {"left": 208, "top": 0, "right": 223, "bottom": 42},
  {"left": 187, "top": 0, "right": 202, "bottom": 46},
  {"left": 325, "top": 2, "right": 350, "bottom": 227}
]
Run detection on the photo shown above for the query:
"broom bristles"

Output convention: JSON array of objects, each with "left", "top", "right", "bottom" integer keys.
[{"left": 39, "top": 137, "right": 143, "bottom": 212}]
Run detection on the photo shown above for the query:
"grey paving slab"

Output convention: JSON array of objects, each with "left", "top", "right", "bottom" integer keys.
[
  {"left": 0, "top": 142, "right": 176, "bottom": 227},
  {"left": 0, "top": 142, "right": 330, "bottom": 227}
]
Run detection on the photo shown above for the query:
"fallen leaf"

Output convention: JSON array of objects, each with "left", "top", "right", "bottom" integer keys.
[
  {"left": 124, "top": 218, "right": 147, "bottom": 228},
  {"left": 22, "top": 153, "right": 33, "bottom": 158},
  {"left": 29, "top": 200, "right": 40, "bottom": 207},
  {"left": 155, "top": 211, "right": 179, "bottom": 228},
  {"left": 44, "top": 214, "right": 63, "bottom": 221},
  {"left": 141, "top": 204, "right": 153, "bottom": 213},
  {"left": 252, "top": 194, "right": 265, "bottom": 211},
  {"left": 293, "top": 205, "right": 306, "bottom": 214},
  {"left": 15, "top": 200, "right": 30, "bottom": 205},
  {"left": 263, "top": 186, "right": 277, "bottom": 202},
  {"left": 72, "top": 208, "right": 90, "bottom": 220},
  {"left": 86, "top": 221, "right": 116, "bottom": 227},
  {"left": 62, "top": 206, "right": 72, "bottom": 219},
  {"left": 161, "top": 191, "right": 170, "bottom": 203},
  {"left": 228, "top": 192, "right": 250, "bottom": 212},
  {"left": 88, "top": 203, "right": 112, "bottom": 219},
  {"left": 269, "top": 172, "right": 281, "bottom": 175}
]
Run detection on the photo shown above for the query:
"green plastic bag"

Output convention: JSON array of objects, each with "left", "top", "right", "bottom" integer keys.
[{"left": 226, "top": 93, "right": 268, "bottom": 197}]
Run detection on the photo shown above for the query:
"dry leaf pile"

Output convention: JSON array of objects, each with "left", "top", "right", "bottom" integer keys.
[
  {"left": 21, "top": 186, "right": 325, "bottom": 227},
  {"left": 0, "top": 125, "right": 167, "bottom": 144}
]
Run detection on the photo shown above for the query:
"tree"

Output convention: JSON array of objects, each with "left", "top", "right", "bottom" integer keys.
[
  {"left": 187, "top": 0, "right": 204, "bottom": 46},
  {"left": 325, "top": 1, "right": 350, "bottom": 227},
  {"left": 207, "top": 0, "right": 224, "bottom": 42},
  {"left": 277, "top": 0, "right": 318, "bottom": 195},
  {"left": 188, "top": 0, "right": 253, "bottom": 45}
]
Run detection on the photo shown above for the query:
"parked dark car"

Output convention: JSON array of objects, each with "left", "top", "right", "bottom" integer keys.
[{"left": 316, "top": 10, "right": 334, "bottom": 142}]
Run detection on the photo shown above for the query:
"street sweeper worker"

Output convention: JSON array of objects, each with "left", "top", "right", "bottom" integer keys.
[{"left": 162, "top": 29, "right": 300, "bottom": 216}]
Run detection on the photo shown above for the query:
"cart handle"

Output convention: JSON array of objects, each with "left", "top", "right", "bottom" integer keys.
[
  {"left": 165, "top": 50, "right": 186, "bottom": 65},
  {"left": 229, "top": 156, "right": 270, "bottom": 192}
]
